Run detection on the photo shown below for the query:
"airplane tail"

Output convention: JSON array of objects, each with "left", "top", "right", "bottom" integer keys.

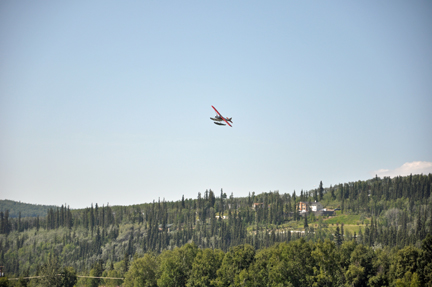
[{"left": 227, "top": 117, "right": 233, "bottom": 123}]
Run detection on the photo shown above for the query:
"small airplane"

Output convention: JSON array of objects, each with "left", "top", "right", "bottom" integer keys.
[{"left": 210, "top": 106, "right": 233, "bottom": 127}]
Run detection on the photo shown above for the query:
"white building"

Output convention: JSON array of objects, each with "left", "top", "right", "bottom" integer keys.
[{"left": 310, "top": 201, "right": 323, "bottom": 212}]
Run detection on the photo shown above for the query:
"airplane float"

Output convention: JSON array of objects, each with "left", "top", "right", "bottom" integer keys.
[{"left": 210, "top": 106, "right": 233, "bottom": 127}]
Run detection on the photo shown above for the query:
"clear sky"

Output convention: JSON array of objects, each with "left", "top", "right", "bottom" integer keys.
[{"left": 1, "top": 1, "right": 431, "bottom": 209}]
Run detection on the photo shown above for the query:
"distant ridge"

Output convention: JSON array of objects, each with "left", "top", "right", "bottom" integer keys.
[{"left": 0, "top": 199, "right": 58, "bottom": 218}]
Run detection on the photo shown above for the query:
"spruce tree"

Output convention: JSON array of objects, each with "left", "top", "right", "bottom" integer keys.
[
  {"left": 319, "top": 181, "right": 324, "bottom": 201},
  {"left": 335, "top": 226, "right": 342, "bottom": 246},
  {"left": 304, "top": 214, "right": 308, "bottom": 229}
]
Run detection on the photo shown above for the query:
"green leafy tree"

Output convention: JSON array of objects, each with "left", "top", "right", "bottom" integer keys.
[
  {"left": 157, "top": 243, "right": 198, "bottom": 287},
  {"left": 105, "top": 268, "right": 123, "bottom": 287},
  {"left": 368, "top": 248, "right": 390, "bottom": 287},
  {"left": 345, "top": 244, "right": 375, "bottom": 287},
  {"left": 124, "top": 253, "right": 158, "bottom": 287},
  {"left": 263, "top": 239, "right": 315, "bottom": 286},
  {"left": 122, "top": 252, "right": 130, "bottom": 276},
  {"left": 38, "top": 255, "right": 62, "bottom": 287},
  {"left": 59, "top": 267, "right": 77, "bottom": 287},
  {"left": 311, "top": 239, "right": 340, "bottom": 286},
  {"left": 87, "top": 260, "right": 103, "bottom": 287},
  {"left": 391, "top": 245, "right": 421, "bottom": 283},
  {"left": 246, "top": 247, "right": 273, "bottom": 286},
  {"left": 214, "top": 244, "right": 255, "bottom": 287},
  {"left": 420, "top": 234, "right": 432, "bottom": 286},
  {"left": 187, "top": 249, "right": 224, "bottom": 287},
  {"left": 394, "top": 271, "right": 421, "bottom": 287}
]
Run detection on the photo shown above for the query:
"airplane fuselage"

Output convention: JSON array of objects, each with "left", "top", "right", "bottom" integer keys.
[
  {"left": 210, "top": 115, "right": 232, "bottom": 122},
  {"left": 210, "top": 116, "right": 224, "bottom": 122}
]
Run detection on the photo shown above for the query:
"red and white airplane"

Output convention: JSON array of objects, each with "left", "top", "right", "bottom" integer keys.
[{"left": 210, "top": 106, "right": 233, "bottom": 127}]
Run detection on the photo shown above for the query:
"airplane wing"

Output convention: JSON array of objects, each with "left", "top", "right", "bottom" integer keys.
[{"left": 212, "top": 106, "right": 232, "bottom": 127}]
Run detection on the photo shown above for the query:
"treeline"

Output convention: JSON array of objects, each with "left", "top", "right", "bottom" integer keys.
[
  {"left": 122, "top": 235, "right": 432, "bottom": 286},
  {"left": 0, "top": 174, "right": 431, "bottom": 281},
  {"left": 328, "top": 174, "right": 432, "bottom": 215},
  {"left": 5, "top": 236, "right": 432, "bottom": 287},
  {"left": 20, "top": 235, "right": 430, "bottom": 287}
]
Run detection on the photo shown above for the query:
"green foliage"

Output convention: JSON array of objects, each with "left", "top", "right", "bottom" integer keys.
[
  {"left": 157, "top": 243, "right": 198, "bottom": 287},
  {"left": 37, "top": 255, "right": 62, "bottom": 287},
  {"left": 124, "top": 253, "right": 158, "bottom": 287},
  {"left": 345, "top": 244, "right": 375, "bottom": 286},
  {"left": 187, "top": 248, "right": 224, "bottom": 287},
  {"left": 60, "top": 267, "right": 77, "bottom": 287},
  {"left": 311, "top": 239, "right": 340, "bottom": 286},
  {"left": 87, "top": 260, "right": 103, "bottom": 287},
  {"left": 0, "top": 277, "right": 9, "bottom": 287},
  {"left": 392, "top": 245, "right": 421, "bottom": 282},
  {"left": 214, "top": 244, "right": 255, "bottom": 287}
]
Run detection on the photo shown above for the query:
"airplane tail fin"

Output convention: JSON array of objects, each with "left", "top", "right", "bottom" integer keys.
[{"left": 228, "top": 117, "right": 233, "bottom": 123}]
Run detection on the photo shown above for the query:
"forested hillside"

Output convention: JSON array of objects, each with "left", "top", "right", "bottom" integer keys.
[
  {"left": 0, "top": 200, "right": 57, "bottom": 218},
  {"left": 0, "top": 173, "right": 431, "bottom": 286}
]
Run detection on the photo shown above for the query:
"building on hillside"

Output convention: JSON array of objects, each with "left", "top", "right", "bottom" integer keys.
[
  {"left": 298, "top": 201, "right": 309, "bottom": 213},
  {"left": 297, "top": 201, "right": 324, "bottom": 213},
  {"left": 311, "top": 201, "right": 323, "bottom": 212}
]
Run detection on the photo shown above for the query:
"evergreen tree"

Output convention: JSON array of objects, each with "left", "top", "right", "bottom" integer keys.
[
  {"left": 304, "top": 214, "right": 308, "bottom": 229},
  {"left": 319, "top": 181, "right": 324, "bottom": 201},
  {"left": 335, "top": 226, "right": 342, "bottom": 246}
]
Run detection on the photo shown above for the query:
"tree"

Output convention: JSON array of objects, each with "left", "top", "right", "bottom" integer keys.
[
  {"left": 392, "top": 245, "right": 421, "bottom": 282},
  {"left": 421, "top": 234, "right": 432, "bottom": 286},
  {"left": 87, "top": 260, "right": 103, "bottom": 287},
  {"left": 334, "top": 227, "right": 342, "bottom": 246},
  {"left": 0, "top": 277, "right": 9, "bottom": 287},
  {"left": 38, "top": 255, "right": 61, "bottom": 287},
  {"left": 345, "top": 244, "right": 375, "bottom": 287},
  {"left": 60, "top": 267, "right": 77, "bottom": 287},
  {"left": 268, "top": 239, "right": 315, "bottom": 286},
  {"left": 319, "top": 181, "right": 324, "bottom": 201},
  {"left": 214, "top": 244, "right": 255, "bottom": 287},
  {"left": 122, "top": 252, "right": 130, "bottom": 275},
  {"left": 209, "top": 190, "right": 216, "bottom": 209},
  {"left": 304, "top": 214, "right": 308, "bottom": 229},
  {"left": 187, "top": 249, "right": 224, "bottom": 287},
  {"left": 124, "top": 253, "right": 158, "bottom": 287},
  {"left": 331, "top": 186, "right": 336, "bottom": 200},
  {"left": 105, "top": 268, "right": 123, "bottom": 287},
  {"left": 311, "top": 239, "right": 339, "bottom": 286},
  {"left": 368, "top": 248, "right": 390, "bottom": 287},
  {"left": 157, "top": 243, "right": 198, "bottom": 287}
]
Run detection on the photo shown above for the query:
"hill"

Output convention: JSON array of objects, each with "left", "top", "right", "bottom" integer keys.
[
  {"left": 0, "top": 173, "right": 431, "bottom": 286},
  {"left": 0, "top": 199, "right": 57, "bottom": 218}
]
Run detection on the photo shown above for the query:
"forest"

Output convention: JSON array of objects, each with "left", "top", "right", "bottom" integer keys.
[{"left": 0, "top": 173, "right": 431, "bottom": 286}]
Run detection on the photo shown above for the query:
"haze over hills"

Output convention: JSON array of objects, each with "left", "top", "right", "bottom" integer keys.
[{"left": 0, "top": 199, "right": 57, "bottom": 218}]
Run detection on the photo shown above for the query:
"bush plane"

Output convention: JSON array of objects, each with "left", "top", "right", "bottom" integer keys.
[{"left": 210, "top": 106, "right": 232, "bottom": 127}]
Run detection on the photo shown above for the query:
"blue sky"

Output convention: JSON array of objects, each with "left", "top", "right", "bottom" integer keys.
[{"left": 1, "top": 1, "right": 431, "bottom": 208}]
